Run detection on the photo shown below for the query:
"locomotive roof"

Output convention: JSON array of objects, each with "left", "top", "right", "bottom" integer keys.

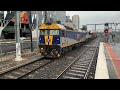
[
  {"left": 39, "top": 23, "right": 88, "bottom": 33},
  {"left": 39, "top": 23, "right": 66, "bottom": 30}
]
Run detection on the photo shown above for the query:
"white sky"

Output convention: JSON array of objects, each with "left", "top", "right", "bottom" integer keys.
[{"left": 66, "top": 11, "right": 120, "bottom": 31}]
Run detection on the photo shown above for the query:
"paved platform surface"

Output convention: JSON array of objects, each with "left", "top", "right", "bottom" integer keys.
[
  {"left": 95, "top": 42, "right": 120, "bottom": 79},
  {"left": 104, "top": 42, "right": 120, "bottom": 79},
  {"left": 95, "top": 42, "right": 109, "bottom": 79}
]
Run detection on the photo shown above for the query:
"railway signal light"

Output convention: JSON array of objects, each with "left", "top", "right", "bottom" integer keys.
[{"left": 104, "top": 29, "right": 108, "bottom": 36}]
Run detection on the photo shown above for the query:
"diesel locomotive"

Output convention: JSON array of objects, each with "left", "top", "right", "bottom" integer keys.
[{"left": 39, "top": 23, "right": 96, "bottom": 58}]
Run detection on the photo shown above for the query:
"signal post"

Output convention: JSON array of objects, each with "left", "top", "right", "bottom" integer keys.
[{"left": 104, "top": 23, "right": 109, "bottom": 42}]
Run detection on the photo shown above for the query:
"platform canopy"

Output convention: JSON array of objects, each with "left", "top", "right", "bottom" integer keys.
[{"left": 39, "top": 23, "right": 66, "bottom": 30}]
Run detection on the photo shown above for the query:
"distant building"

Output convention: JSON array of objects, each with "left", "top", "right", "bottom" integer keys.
[
  {"left": 63, "top": 15, "right": 80, "bottom": 29},
  {"left": 0, "top": 11, "right": 66, "bottom": 39},
  {"left": 30, "top": 11, "right": 66, "bottom": 38},
  {"left": 30, "top": 11, "right": 66, "bottom": 25},
  {"left": 55, "top": 11, "right": 66, "bottom": 24},
  {"left": 0, "top": 11, "right": 66, "bottom": 25},
  {"left": 63, "top": 15, "right": 74, "bottom": 28},
  {"left": 66, "top": 16, "right": 72, "bottom": 22},
  {"left": 72, "top": 15, "right": 80, "bottom": 29},
  {"left": 63, "top": 22, "right": 74, "bottom": 28}
]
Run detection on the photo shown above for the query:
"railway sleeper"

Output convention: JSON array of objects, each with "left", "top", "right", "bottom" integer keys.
[
  {"left": 66, "top": 72, "right": 84, "bottom": 77},
  {"left": 69, "top": 69, "right": 86, "bottom": 74},
  {"left": 71, "top": 67, "right": 87, "bottom": 71},
  {"left": 62, "top": 75, "right": 80, "bottom": 79},
  {"left": 73, "top": 65, "right": 87, "bottom": 68}
]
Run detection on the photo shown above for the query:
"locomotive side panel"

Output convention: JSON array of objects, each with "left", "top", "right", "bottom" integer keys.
[{"left": 60, "top": 30, "right": 87, "bottom": 48}]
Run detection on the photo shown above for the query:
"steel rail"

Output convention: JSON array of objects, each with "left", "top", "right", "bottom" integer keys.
[
  {"left": 56, "top": 41, "right": 95, "bottom": 79},
  {"left": 0, "top": 57, "right": 45, "bottom": 77},
  {"left": 17, "top": 60, "right": 54, "bottom": 79},
  {"left": 84, "top": 46, "right": 98, "bottom": 79}
]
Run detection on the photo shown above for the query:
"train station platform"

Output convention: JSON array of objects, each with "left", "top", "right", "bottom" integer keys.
[{"left": 95, "top": 42, "right": 120, "bottom": 79}]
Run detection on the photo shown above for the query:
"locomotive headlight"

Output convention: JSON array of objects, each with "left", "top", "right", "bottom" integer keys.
[
  {"left": 57, "top": 39, "right": 59, "bottom": 40},
  {"left": 40, "top": 38, "right": 41, "bottom": 40},
  {"left": 41, "top": 48, "right": 43, "bottom": 49}
]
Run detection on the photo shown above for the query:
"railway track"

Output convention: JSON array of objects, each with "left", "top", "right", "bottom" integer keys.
[
  {"left": 56, "top": 41, "right": 99, "bottom": 79},
  {"left": 0, "top": 38, "right": 99, "bottom": 79},
  {"left": 0, "top": 58, "right": 53, "bottom": 79}
]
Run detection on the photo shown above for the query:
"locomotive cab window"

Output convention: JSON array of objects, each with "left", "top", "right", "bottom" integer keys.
[
  {"left": 50, "top": 30, "right": 59, "bottom": 35},
  {"left": 40, "top": 30, "right": 48, "bottom": 35}
]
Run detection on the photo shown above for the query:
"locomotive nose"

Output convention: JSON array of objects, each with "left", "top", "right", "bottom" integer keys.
[
  {"left": 49, "top": 35, "right": 53, "bottom": 45},
  {"left": 46, "top": 38, "right": 50, "bottom": 42},
  {"left": 45, "top": 35, "right": 53, "bottom": 45},
  {"left": 45, "top": 35, "right": 49, "bottom": 45}
]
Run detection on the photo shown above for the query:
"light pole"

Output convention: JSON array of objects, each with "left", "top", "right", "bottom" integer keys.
[
  {"left": 44, "top": 11, "right": 47, "bottom": 23},
  {"left": 115, "top": 23, "right": 118, "bottom": 33},
  {"left": 15, "top": 11, "right": 22, "bottom": 61},
  {"left": 95, "top": 24, "right": 96, "bottom": 33},
  {"left": 36, "top": 11, "right": 39, "bottom": 50}
]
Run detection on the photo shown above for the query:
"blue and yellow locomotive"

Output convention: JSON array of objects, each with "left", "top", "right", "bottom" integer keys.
[{"left": 39, "top": 23, "right": 93, "bottom": 58}]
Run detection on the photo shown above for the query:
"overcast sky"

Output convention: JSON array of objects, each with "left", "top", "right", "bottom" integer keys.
[{"left": 66, "top": 11, "right": 120, "bottom": 31}]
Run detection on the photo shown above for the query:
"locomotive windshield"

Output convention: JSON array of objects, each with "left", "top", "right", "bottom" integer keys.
[
  {"left": 40, "top": 30, "right": 59, "bottom": 35},
  {"left": 50, "top": 30, "right": 59, "bottom": 35},
  {"left": 40, "top": 30, "right": 48, "bottom": 35}
]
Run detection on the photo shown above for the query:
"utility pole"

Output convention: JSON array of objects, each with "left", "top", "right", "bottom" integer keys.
[
  {"left": 36, "top": 12, "right": 39, "bottom": 50},
  {"left": 15, "top": 11, "right": 22, "bottom": 61},
  {"left": 95, "top": 24, "right": 96, "bottom": 33},
  {"left": 111, "top": 24, "right": 113, "bottom": 33},
  {"left": 115, "top": 24, "right": 118, "bottom": 33},
  {"left": 44, "top": 11, "right": 47, "bottom": 23},
  {"left": 27, "top": 11, "right": 33, "bottom": 52}
]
